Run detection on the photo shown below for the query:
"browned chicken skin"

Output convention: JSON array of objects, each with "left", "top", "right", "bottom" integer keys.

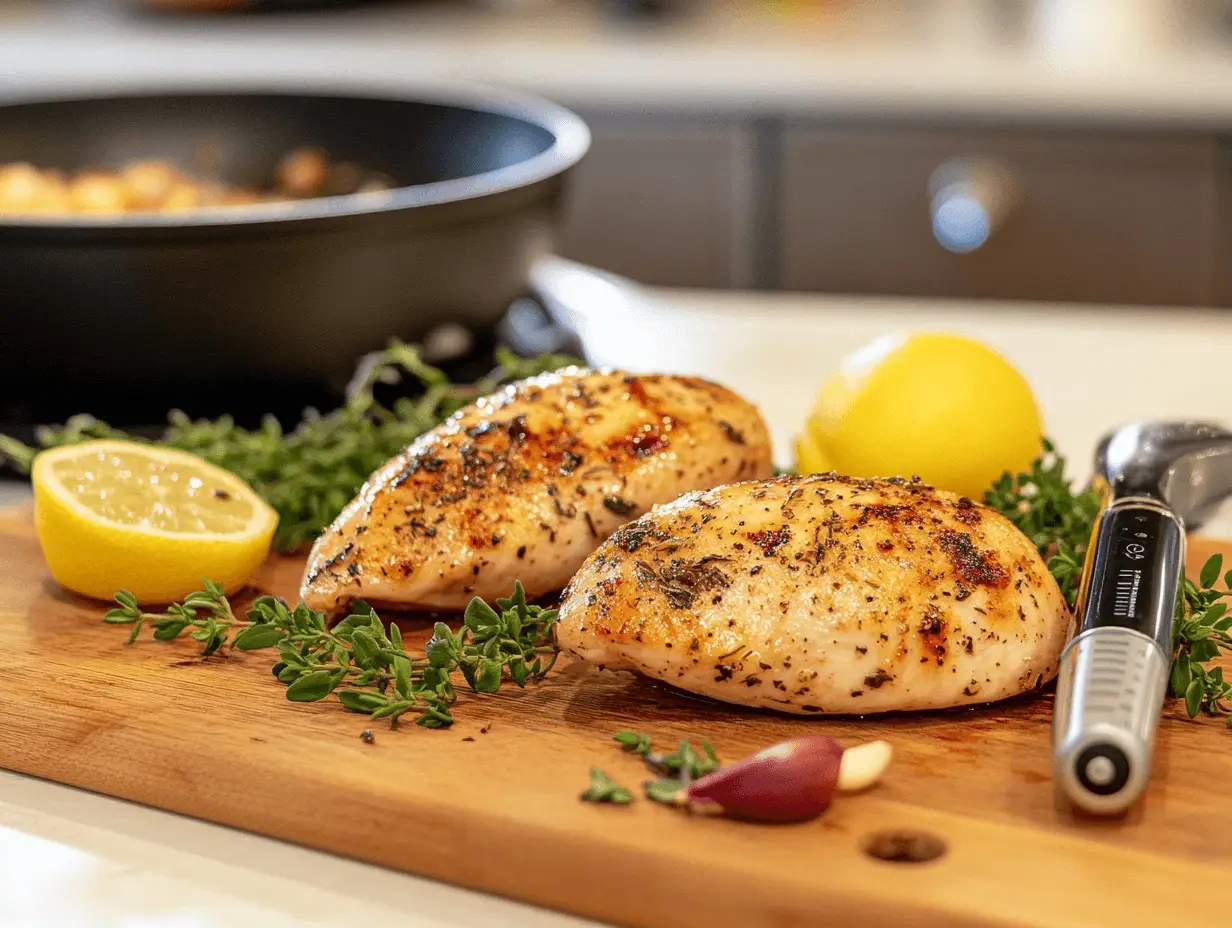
[
  {"left": 557, "top": 474, "right": 1072, "bottom": 713},
  {"left": 300, "top": 369, "right": 773, "bottom": 612}
]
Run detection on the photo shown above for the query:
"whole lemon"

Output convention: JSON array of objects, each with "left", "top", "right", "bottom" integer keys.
[{"left": 795, "top": 332, "right": 1042, "bottom": 499}]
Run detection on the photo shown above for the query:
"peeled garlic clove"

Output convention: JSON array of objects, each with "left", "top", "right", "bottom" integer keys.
[
  {"left": 836, "top": 740, "right": 893, "bottom": 792},
  {"left": 685, "top": 736, "right": 843, "bottom": 823}
]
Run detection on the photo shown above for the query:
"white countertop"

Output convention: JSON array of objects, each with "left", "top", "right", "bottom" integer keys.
[
  {"left": 6, "top": 0, "right": 1232, "bottom": 125},
  {"left": 5, "top": 269, "right": 1232, "bottom": 926}
]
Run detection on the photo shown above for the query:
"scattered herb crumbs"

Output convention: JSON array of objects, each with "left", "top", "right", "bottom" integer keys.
[
  {"left": 643, "top": 778, "right": 685, "bottom": 806},
  {"left": 582, "top": 768, "right": 633, "bottom": 805},
  {"left": 613, "top": 730, "right": 653, "bottom": 755}
]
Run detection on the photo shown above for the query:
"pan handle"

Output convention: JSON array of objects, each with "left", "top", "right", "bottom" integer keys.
[{"left": 497, "top": 295, "right": 585, "bottom": 360}]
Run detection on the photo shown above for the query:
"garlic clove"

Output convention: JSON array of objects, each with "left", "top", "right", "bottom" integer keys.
[
  {"left": 836, "top": 739, "right": 893, "bottom": 792},
  {"left": 685, "top": 736, "right": 844, "bottom": 823}
]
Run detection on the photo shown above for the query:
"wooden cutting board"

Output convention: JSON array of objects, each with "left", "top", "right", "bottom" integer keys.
[{"left": 1, "top": 507, "right": 1231, "bottom": 928}]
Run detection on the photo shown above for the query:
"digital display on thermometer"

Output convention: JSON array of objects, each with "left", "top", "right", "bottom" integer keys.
[{"left": 1080, "top": 506, "right": 1184, "bottom": 649}]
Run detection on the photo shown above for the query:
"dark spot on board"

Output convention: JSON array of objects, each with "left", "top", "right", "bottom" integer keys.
[{"left": 863, "top": 830, "right": 946, "bottom": 864}]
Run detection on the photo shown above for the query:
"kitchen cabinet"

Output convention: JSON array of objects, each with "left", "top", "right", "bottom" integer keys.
[
  {"left": 555, "top": 114, "right": 755, "bottom": 289},
  {"left": 558, "top": 113, "right": 1227, "bottom": 308},
  {"left": 1212, "top": 142, "right": 1232, "bottom": 307},
  {"left": 778, "top": 126, "right": 1219, "bottom": 306}
]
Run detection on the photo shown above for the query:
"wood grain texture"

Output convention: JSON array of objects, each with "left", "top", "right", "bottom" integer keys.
[{"left": 1, "top": 509, "right": 1230, "bottom": 928}]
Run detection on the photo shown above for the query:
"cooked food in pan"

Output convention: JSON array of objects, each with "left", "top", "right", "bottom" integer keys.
[{"left": 0, "top": 147, "right": 393, "bottom": 215}]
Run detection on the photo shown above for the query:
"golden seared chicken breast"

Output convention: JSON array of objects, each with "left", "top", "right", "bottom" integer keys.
[
  {"left": 301, "top": 369, "right": 772, "bottom": 612},
  {"left": 557, "top": 474, "right": 1071, "bottom": 713}
]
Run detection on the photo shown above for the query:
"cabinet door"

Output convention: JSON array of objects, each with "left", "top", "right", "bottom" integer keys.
[
  {"left": 556, "top": 115, "right": 752, "bottom": 288},
  {"left": 779, "top": 126, "right": 1217, "bottom": 306}
]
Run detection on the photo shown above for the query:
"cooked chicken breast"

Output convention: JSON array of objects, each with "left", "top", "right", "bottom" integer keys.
[
  {"left": 300, "top": 369, "right": 772, "bottom": 612},
  {"left": 557, "top": 474, "right": 1072, "bottom": 713}
]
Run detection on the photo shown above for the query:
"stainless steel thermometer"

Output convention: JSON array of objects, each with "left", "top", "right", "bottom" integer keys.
[{"left": 1053, "top": 421, "right": 1232, "bottom": 815}]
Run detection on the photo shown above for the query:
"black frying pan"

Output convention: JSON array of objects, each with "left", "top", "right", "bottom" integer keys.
[{"left": 0, "top": 88, "right": 589, "bottom": 420}]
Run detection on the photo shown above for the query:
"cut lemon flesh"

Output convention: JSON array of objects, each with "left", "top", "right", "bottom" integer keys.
[{"left": 33, "top": 440, "right": 277, "bottom": 602}]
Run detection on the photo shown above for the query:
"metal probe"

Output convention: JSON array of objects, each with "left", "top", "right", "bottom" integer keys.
[{"left": 1053, "top": 422, "right": 1232, "bottom": 814}]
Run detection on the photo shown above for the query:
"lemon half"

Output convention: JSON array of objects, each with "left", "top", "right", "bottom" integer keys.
[{"left": 33, "top": 440, "right": 277, "bottom": 602}]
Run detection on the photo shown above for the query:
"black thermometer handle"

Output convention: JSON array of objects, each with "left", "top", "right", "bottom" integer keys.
[
  {"left": 1052, "top": 497, "right": 1184, "bottom": 815},
  {"left": 1075, "top": 500, "right": 1184, "bottom": 649}
]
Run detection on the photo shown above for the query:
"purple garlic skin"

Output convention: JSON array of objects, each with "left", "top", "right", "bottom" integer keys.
[{"left": 685, "top": 736, "right": 844, "bottom": 823}]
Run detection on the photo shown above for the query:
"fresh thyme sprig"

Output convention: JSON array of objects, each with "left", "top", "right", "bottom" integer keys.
[
  {"left": 986, "top": 441, "right": 1232, "bottom": 726},
  {"left": 104, "top": 579, "right": 559, "bottom": 728},
  {"left": 1, "top": 343, "right": 579, "bottom": 551},
  {"left": 104, "top": 578, "right": 239, "bottom": 654},
  {"left": 1171, "top": 553, "right": 1232, "bottom": 724},
  {"left": 612, "top": 731, "right": 721, "bottom": 804},
  {"left": 613, "top": 730, "right": 720, "bottom": 778}
]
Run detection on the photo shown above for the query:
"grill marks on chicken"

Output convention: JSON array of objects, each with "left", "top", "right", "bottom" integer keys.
[
  {"left": 300, "top": 369, "right": 773, "bottom": 612},
  {"left": 557, "top": 474, "right": 1071, "bottom": 714}
]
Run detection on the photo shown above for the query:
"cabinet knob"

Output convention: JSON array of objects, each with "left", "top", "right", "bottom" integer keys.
[{"left": 928, "top": 158, "right": 1019, "bottom": 254}]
